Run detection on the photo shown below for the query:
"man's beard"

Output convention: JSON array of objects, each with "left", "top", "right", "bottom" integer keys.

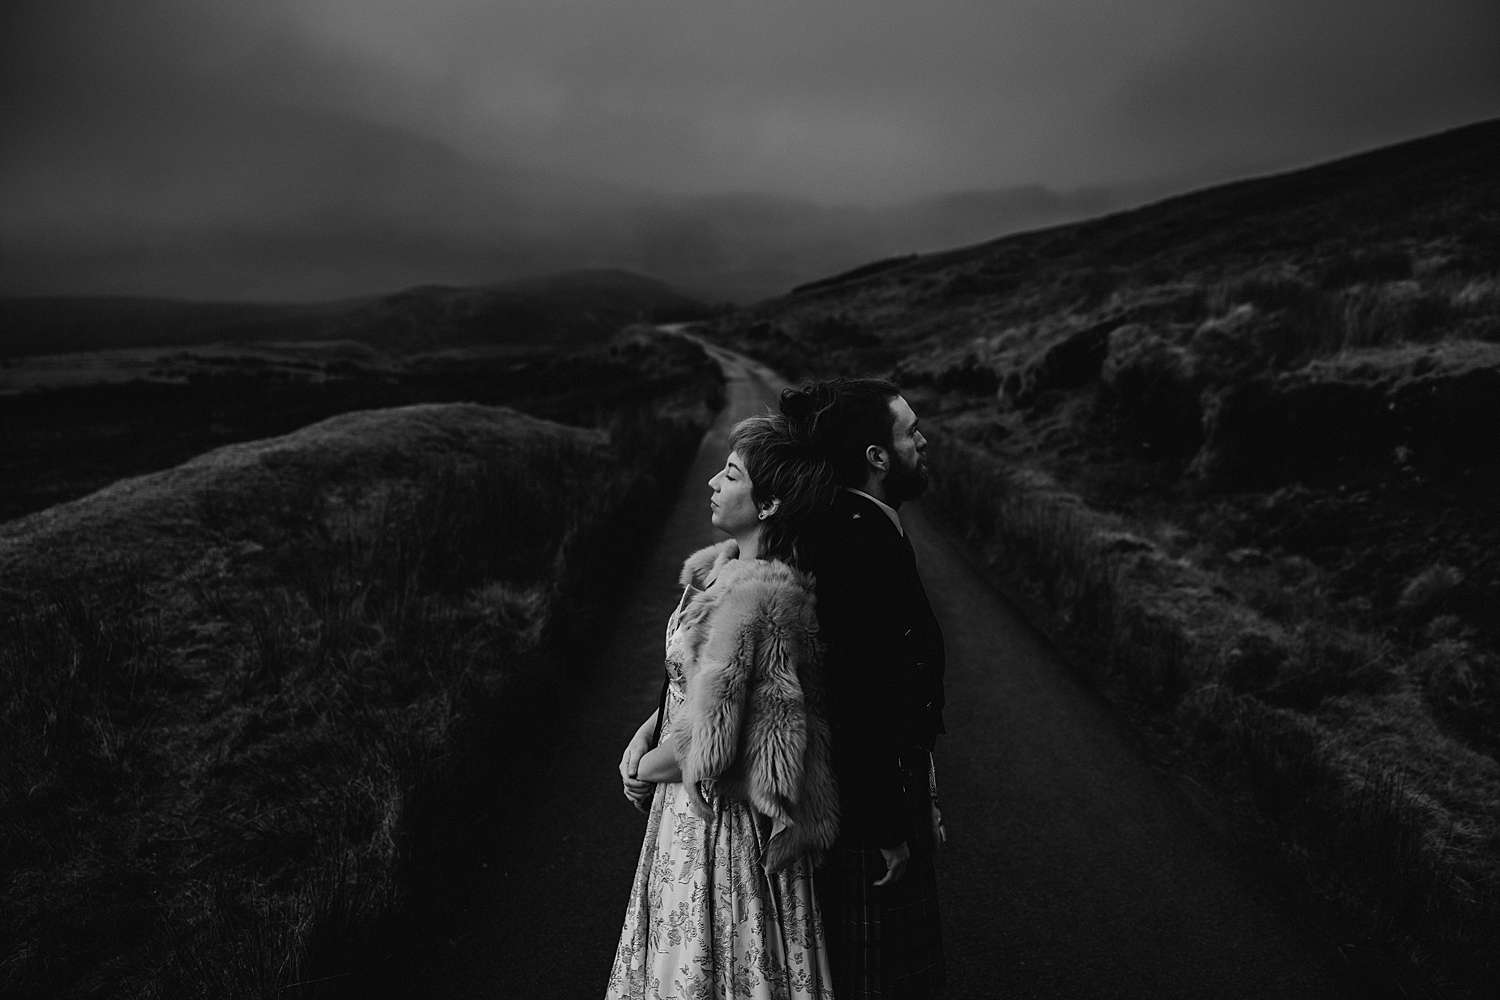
[{"left": 886, "top": 453, "right": 929, "bottom": 504}]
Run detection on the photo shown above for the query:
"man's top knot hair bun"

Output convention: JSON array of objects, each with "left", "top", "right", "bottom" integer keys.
[
  {"left": 776, "top": 376, "right": 902, "bottom": 488},
  {"left": 779, "top": 385, "right": 836, "bottom": 448}
]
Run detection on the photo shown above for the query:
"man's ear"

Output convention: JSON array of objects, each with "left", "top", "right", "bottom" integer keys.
[{"left": 865, "top": 444, "right": 889, "bottom": 474}]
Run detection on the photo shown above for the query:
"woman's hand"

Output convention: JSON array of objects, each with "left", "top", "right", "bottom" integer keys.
[
  {"left": 619, "top": 714, "right": 657, "bottom": 808},
  {"left": 624, "top": 781, "right": 654, "bottom": 811},
  {"left": 636, "top": 740, "right": 682, "bottom": 784}
]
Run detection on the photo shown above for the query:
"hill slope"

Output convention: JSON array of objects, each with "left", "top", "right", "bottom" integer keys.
[
  {"left": 708, "top": 117, "right": 1500, "bottom": 993},
  {"left": 712, "top": 117, "right": 1500, "bottom": 636}
]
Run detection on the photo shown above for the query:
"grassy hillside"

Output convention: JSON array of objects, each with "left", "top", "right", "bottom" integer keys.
[
  {"left": 0, "top": 337, "right": 722, "bottom": 997},
  {"left": 707, "top": 118, "right": 1500, "bottom": 993}
]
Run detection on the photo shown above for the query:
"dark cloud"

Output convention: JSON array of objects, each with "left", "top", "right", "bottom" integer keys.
[
  {"left": 1111, "top": 0, "right": 1500, "bottom": 184},
  {"left": 2, "top": 0, "right": 1496, "bottom": 300}
]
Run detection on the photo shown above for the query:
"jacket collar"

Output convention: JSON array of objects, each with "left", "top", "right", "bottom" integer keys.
[
  {"left": 844, "top": 487, "right": 904, "bottom": 537},
  {"left": 677, "top": 539, "right": 814, "bottom": 595},
  {"left": 679, "top": 539, "right": 739, "bottom": 589}
]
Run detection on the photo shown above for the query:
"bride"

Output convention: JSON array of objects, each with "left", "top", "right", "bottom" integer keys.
[{"left": 606, "top": 413, "right": 841, "bottom": 1000}]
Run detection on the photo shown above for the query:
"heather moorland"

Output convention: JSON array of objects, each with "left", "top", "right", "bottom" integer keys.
[{"left": 707, "top": 119, "right": 1500, "bottom": 993}]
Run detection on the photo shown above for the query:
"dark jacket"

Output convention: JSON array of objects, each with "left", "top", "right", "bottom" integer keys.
[{"left": 801, "top": 490, "right": 945, "bottom": 848}]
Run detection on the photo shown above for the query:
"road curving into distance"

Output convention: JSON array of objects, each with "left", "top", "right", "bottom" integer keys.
[{"left": 384, "top": 337, "right": 1357, "bottom": 999}]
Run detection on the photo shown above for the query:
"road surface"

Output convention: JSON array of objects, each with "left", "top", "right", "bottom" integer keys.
[{"left": 377, "top": 341, "right": 1358, "bottom": 999}]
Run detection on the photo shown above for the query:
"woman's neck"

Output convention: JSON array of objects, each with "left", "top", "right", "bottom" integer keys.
[{"left": 731, "top": 526, "right": 764, "bottom": 560}]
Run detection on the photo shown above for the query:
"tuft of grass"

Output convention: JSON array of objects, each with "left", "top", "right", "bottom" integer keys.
[
  {"left": 1317, "top": 248, "right": 1415, "bottom": 289},
  {"left": 1399, "top": 564, "right": 1466, "bottom": 613},
  {"left": 1452, "top": 275, "right": 1500, "bottom": 313},
  {"left": 1334, "top": 280, "right": 1453, "bottom": 351}
]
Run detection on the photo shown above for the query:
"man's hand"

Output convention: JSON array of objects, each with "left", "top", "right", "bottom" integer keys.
[
  {"left": 873, "top": 841, "right": 910, "bottom": 887},
  {"left": 930, "top": 801, "right": 947, "bottom": 852},
  {"left": 684, "top": 779, "right": 715, "bottom": 823}
]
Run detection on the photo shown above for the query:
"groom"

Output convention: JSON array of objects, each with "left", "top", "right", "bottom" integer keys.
[{"left": 785, "top": 377, "right": 947, "bottom": 999}]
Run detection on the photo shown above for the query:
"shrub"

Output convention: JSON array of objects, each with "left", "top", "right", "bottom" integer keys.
[
  {"left": 1207, "top": 264, "right": 1320, "bottom": 314},
  {"left": 1189, "top": 303, "right": 1279, "bottom": 379},
  {"left": 1261, "top": 625, "right": 1401, "bottom": 709},
  {"left": 801, "top": 312, "right": 876, "bottom": 348},
  {"left": 1220, "top": 628, "right": 1290, "bottom": 693},
  {"left": 1413, "top": 640, "right": 1500, "bottom": 753},
  {"left": 935, "top": 352, "right": 1001, "bottom": 395},
  {"left": 1098, "top": 324, "right": 1203, "bottom": 462},
  {"left": 1317, "top": 248, "right": 1414, "bottom": 289}
]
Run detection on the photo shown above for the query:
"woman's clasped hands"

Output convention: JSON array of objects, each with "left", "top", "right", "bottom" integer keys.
[{"left": 618, "top": 717, "right": 684, "bottom": 812}]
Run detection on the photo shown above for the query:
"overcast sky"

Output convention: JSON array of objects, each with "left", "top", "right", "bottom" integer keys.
[{"left": 2, "top": 0, "right": 1497, "bottom": 298}]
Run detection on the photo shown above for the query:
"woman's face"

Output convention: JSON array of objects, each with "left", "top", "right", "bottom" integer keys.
[{"left": 708, "top": 450, "right": 760, "bottom": 535}]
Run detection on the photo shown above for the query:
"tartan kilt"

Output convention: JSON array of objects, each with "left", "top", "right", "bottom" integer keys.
[{"left": 816, "top": 760, "right": 945, "bottom": 999}]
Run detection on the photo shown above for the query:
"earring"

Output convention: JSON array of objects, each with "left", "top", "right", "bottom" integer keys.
[{"left": 758, "top": 511, "right": 769, "bottom": 520}]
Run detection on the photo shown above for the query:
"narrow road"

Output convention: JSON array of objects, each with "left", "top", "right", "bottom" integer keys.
[{"left": 384, "top": 342, "right": 1356, "bottom": 998}]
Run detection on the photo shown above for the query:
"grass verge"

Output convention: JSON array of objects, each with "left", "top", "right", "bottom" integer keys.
[
  {"left": 922, "top": 435, "right": 1500, "bottom": 997},
  {"left": 0, "top": 345, "right": 722, "bottom": 998}
]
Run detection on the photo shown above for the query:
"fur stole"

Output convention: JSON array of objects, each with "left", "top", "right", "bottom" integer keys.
[{"left": 669, "top": 540, "right": 839, "bottom": 873}]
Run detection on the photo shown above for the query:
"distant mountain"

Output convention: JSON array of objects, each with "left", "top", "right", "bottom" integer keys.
[
  {"left": 0, "top": 269, "right": 707, "bottom": 358},
  {"left": 619, "top": 185, "right": 1124, "bottom": 302}
]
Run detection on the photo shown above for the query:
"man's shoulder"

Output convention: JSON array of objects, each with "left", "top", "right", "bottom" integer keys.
[
  {"left": 837, "top": 491, "right": 904, "bottom": 538},
  {"left": 803, "top": 492, "right": 902, "bottom": 572}
]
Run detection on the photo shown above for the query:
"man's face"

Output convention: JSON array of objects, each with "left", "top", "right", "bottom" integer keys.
[{"left": 883, "top": 395, "right": 929, "bottom": 503}]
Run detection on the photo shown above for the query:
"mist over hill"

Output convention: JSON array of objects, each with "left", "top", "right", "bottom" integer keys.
[{"left": 0, "top": 90, "right": 1125, "bottom": 304}]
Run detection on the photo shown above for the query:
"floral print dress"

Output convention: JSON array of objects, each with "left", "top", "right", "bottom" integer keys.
[{"left": 605, "top": 584, "right": 834, "bottom": 1000}]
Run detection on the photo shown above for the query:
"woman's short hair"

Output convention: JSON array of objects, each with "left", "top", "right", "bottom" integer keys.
[
  {"left": 779, "top": 377, "right": 900, "bottom": 487},
  {"left": 729, "top": 414, "right": 839, "bottom": 565}
]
